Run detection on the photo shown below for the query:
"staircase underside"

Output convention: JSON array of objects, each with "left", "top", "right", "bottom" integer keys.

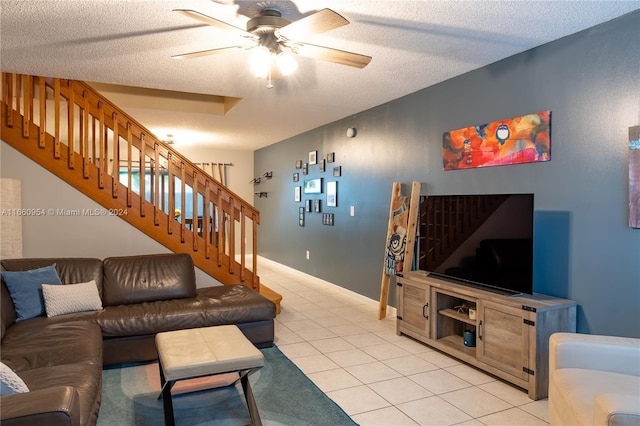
[{"left": 1, "top": 73, "right": 281, "bottom": 313}]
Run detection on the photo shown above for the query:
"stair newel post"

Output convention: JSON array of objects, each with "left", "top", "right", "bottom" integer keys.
[
  {"left": 167, "top": 152, "right": 174, "bottom": 235},
  {"left": 53, "top": 79, "right": 61, "bottom": 159},
  {"left": 38, "top": 77, "right": 46, "bottom": 148},
  {"left": 98, "top": 102, "right": 105, "bottom": 189},
  {"left": 67, "top": 80, "right": 75, "bottom": 170},
  {"left": 229, "top": 196, "right": 236, "bottom": 275},
  {"left": 126, "top": 124, "right": 133, "bottom": 208},
  {"left": 192, "top": 170, "right": 198, "bottom": 252},
  {"left": 21, "top": 75, "right": 31, "bottom": 139},
  {"left": 252, "top": 212, "right": 258, "bottom": 289},
  {"left": 217, "top": 188, "right": 223, "bottom": 267},
  {"left": 153, "top": 143, "right": 160, "bottom": 226},
  {"left": 240, "top": 204, "right": 246, "bottom": 283},
  {"left": 180, "top": 162, "right": 186, "bottom": 243},
  {"left": 203, "top": 180, "right": 211, "bottom": 259},
  {"left": 139, "top": 132, "right": 146, "bottom": 217},
  {"left": 82, "top": 90, "right": 90, "bottom": 178},
  {"left": 111, "top": 112, "right": 119, "bottom": 198}
]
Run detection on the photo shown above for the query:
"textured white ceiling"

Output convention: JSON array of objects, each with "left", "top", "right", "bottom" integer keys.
[{"left": 1, "top": 1, "right": 638, "bottom": 150}]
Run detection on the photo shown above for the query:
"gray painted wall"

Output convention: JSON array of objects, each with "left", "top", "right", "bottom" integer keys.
[{"left": 255, "top": 11, "right": 640, "bottom": 337}]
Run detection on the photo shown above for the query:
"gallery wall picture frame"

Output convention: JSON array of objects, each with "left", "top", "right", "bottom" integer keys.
[
  {"left": 314, "top": 199, "right": 322, "bottom": 213},
  {"left": 295, "top": 160, "right": 302, "bottom": 169},
  {"left": 326, "top": 181, "right": 337, "bottom": 207},
  {"left": 293, "top": 172, "right": 299, "bottom": 182},
  {"left": 333, "top": 166, "right": 342, "bottom": 177},
  {"left": 294, "top": 186, "right": 301, "bottom": 202},
  {"left": 322, "top": 213, "right": 334, "bottom": 225},
  {"left": 309, "top": 150, "right": 318, "bottom": 165},
  {"left": 319, "top": 159, "right": 326, "bottom": 172},
  {"left": 299, "top": 207, "right": 305, "bottom": 227},
  {"left": 303, "top": 178, "right": 323, "bottom": 194},
  {"left": 302, "top": 163, "right": 308, "bottom": 175},
  {"left": 306, "top": 199, "right": 312, "bottom": 212},
  {"left": 327, "top": 152, "right": 335, "bottom": 163}
]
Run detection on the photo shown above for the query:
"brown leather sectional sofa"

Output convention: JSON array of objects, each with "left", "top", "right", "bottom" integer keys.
[{"left": 0, "top": 253, "right": 277, "bottom": 426}]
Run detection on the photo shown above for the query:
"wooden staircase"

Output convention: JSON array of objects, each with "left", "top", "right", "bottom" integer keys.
[{"left": 1, "top": 73, "right": 281, "bottom": 312}]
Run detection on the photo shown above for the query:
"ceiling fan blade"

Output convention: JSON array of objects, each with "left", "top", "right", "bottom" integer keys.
[
  {"left": 172, "top": 46, "right": 245, "bottom": 60},
  {"left": 276, "top": 8, "right": 349, "bottom": 41},
  {"left": 173, "top": 9, "right": 258, "bottom": 40},
  {"left": 290, "top": 43, "right": 372, "bottom": 69}
]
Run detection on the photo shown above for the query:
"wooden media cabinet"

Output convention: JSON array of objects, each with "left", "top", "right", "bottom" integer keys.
[{"left": 396, "top": 271, "right": 577, "bottom": 400}]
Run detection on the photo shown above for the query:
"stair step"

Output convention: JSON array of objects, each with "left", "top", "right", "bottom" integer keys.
[{"left": 259, "top": 284, "right": 283, "bottom": 315}]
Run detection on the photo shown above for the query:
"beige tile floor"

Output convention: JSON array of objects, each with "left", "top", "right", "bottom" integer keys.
[{"left": 258, "top": 257, "right": 549, "bottom": 426}]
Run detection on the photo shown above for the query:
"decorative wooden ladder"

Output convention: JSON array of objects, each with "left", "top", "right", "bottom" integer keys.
[
  {"left": 1, "top": 73, "right": 281, "bottom": 312},
  {"left": 378, "top": 181, "right": 421, "bottom": 319}
]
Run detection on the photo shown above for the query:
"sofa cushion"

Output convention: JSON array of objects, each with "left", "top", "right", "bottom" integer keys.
[
  {"left": 550, "top": 367, "right": 640, "bottom": 425},
  {"left": 1, "top": 264, "right": 62, "bottom": 321},
  {"left": 42, "top": 280, "right": 103, "bottom": 317},
  {"left": 102, "top": 253, "right": 196, "bottom": 306},
  {"left": 0, "top": 361, "right": 29, "bottom": 395},
  {"left": 1, "top": 322, "right": 103, "bottom": 371},
  {"left": 197, "top": 285, "right": 277, "bottom": 324},
  {"left": 96, "top": 297, "right": 208, "bottom": 337}
]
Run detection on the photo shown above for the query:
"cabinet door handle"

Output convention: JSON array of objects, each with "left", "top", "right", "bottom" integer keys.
[
  {"left": 423, "top": 304, "right": 429, "bottom": 319},
  {"left": 478, "top": 320, "right": 483, "bottom": 340}
]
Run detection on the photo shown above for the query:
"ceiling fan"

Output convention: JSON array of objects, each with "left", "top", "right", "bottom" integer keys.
[{"left": 172, "top": 7, "right": 372, "bottom": 85}]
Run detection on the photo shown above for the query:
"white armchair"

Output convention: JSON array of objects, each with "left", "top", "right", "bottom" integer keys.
[{"left": 549, "top": 332, "right": 640, "bottom": 426}]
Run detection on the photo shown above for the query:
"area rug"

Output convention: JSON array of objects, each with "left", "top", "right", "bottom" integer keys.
[{"left": 98, "top": 345, "right": 357, "bottom": 426}]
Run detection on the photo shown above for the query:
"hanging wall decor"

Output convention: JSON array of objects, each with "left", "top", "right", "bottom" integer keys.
[
  {"left": 629, "top": 125, "right": 640, "bottom": 228},
  {"left": 326, "top": 181, "right": 337, "bottom": 207},
  {"left": 443, "top": 110, "right": 551, "bottom": 170}
]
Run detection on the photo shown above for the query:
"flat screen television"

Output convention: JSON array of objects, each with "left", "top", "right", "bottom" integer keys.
[{"left": 420, "top": 193, "right": 534, "bottom": 295}]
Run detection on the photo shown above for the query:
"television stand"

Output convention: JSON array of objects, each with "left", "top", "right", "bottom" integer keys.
[{"left": 396, "top": 271, "right": 577, "bottom": 400}]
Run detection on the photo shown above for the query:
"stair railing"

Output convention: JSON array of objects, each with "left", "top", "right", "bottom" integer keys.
[{"left": 1, "top": 73, "right": 260, "bottom": 290}]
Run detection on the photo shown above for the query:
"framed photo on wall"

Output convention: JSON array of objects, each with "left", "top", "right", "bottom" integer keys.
[
  {"left": 326, "top": 181, "right": 337, "bottom": 207},
  {"left": 303, "top": 178, "right": 322, "bottom": 194},
  {"left": 293, "top": 172, "right": 299, "bottom": 182},
  {"left": 294, "top": 186, "right": 301, "bottom": 202},
  {"left": 309, "top": 150, "right": 318, "bottom": 165}
]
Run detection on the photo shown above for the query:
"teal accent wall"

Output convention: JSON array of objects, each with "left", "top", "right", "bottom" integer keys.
[{"left": 255, "top": 11, "right": 640, "bottom": 337}]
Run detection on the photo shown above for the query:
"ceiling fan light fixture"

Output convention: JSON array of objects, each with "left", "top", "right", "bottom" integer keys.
[
  {"left": 249, "top": 46, "right": 272, "bottom": 79},
  {"left": 276, "top": 52, "right": 298, "bottom": 76}
]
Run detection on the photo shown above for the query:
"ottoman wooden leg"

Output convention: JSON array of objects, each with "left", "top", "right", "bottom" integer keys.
[{"left": 240, "top": 370, "right": 262, "bottom": 426}]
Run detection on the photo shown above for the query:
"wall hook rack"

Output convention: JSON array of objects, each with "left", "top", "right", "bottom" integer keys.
[
  {"left": 250, "top": 177, "right": 261, "bottom": 184},
  {"left": 262, "top": 171, "right": 273, "bottom": 178},
  {"left": 255, "top": 192, "right": 268, "bottom": 198}
]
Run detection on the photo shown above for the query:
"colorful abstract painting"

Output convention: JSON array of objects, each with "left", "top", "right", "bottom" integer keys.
[
  {"left": 629, "top": 125, "right": 640, "bottom": 229},
  {"left": 443, "top": 110, "right": 551, "bottom": 170}
]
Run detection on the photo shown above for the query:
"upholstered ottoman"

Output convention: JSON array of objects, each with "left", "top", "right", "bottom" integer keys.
[{"left": 156, "top": 325, "right": 264, "bottom": 426}]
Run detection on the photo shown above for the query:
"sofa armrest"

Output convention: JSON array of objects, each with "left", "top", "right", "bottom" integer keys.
[
  {"left": 0, "top": 386, "right": 80, "bottom": 426},
  {"left": 549, "top": 333, "right": 640, "bottom": 376},
  {"left": 594, "top": 394, "right": 640, "bottom": 426}
]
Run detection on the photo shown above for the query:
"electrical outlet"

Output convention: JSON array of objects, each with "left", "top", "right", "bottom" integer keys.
[{"left": 306, "top": 250, "right": 310, "bottom": 260}]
